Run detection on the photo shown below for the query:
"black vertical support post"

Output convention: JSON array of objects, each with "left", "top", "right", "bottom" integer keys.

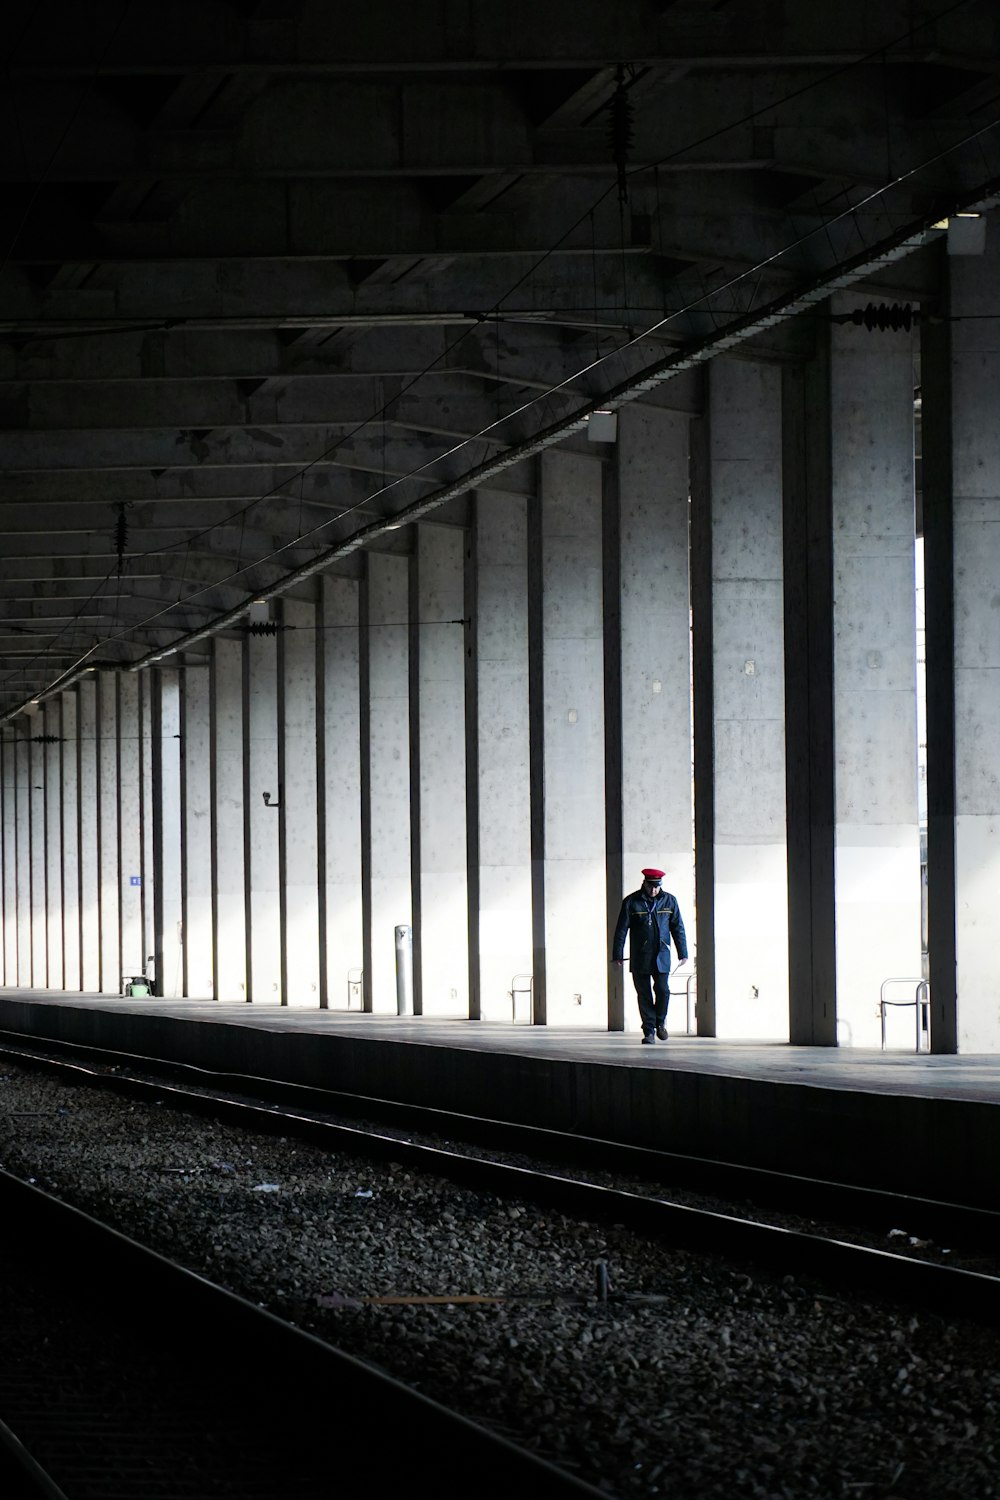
[
  {"left": 240, "top": 643, "right": 253, "bottom": 1001},
  {"left": 40, "top": 705, "right": 49, "bottom": 988},
  {"left": 0, "top": 733, "right": 6, "bottom": 987},
  {"left": 209, "top": 644, "right": 220, "bottom": 1003},
  {"left": 76, "top": 688, "right": 85, "bottom": 989},
  {"left": 527, "top": 467, "right": 547, "bottom": 1025},
  {"left": 359, "top": 562, "right": 374, "bottom": 1013},
  {"left": 689, "top": 407, "right": 717, "bottom": 1036},
  {"left": 276, "top": 603, "right": 288, "bottom": 1006},
  {"left": 58, "top": 700, "right": 66, "bottom": 989},
  {"left": 178, "top": 668, "right": 189, "bottom": 999},
  {"left": 93, "top": 678, "right": 104, "bottom": 994},
  {"left": 315, "top": 583, "right": 329, "bottom": 1009},
  {"left": 408, "top": 543, "right": 423, "bottom": 1016},
  {"left": 921, "top": 271, "right": 958, "bottom": 1053},
  {"left": 464, "top": 496, "right": 482, "bottom": 1021},
  {"left": 150, "top": 672, "right": 165, "bottom": 1000},
  {"left": 114, "top": 677, "right": 124, "bottom": 997},
  {"left": 602, "top": 458, "right": 625, "bottom": 1032},
  {"left": 782, "top": 332, "right": 838, "bottom": 1046}
]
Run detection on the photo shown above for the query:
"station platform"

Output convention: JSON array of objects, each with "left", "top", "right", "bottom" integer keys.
[{"left": 0, "top": 989, "right": 997, "bottom": 1211}]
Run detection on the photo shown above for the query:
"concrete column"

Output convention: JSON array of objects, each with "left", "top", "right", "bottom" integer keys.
[
  {"left": 928, "top": 221, "right": 1000, "bottom": 1050},
  {"left": 414, "top": 524, "right": 468, "bottom": 1016},
  {"left": 362, "top": 552, "right": 411, "bottom": 1013},
  {"left": 280, "top": 598, "right": 321, "bottom": 1006},
  {"left": 2, "top": 735, "right": 16, "bottom": 984},
  {"left": 60, "top": 691, "right": 81, "bottom": 990},
  {"left": 707, "top": 362, "right": 788, "bottom": 1039},
  {"left": 97, "top": 673, "right": 120, "bottom": 993},
  {"left": 77, "top": 677, "right": 100, "bottom": 990},
  {"left": 246, "top": 633, "right": 281, "bottom": 1001},
  {"left": 830, "top": 297, "right": 922, "bottom": 1047},
  {"left": 211, "top": 637, "right": 247, "bottom": 1000},
  {"left": 30, "top": 723, "right": 47, "bottom": 985},
  {"left": 118, "top": 675, "right": 143, "bottom": 985},
  {"left": 181, "top": 665, "right": 213, "bottom": 997},
  {"left": 140, "top": 674, "right": 155, "bottom": 974},
  {"left": 44, "top": 700, "right": 63, "bottom": 989},
  {"left": 15, "top": 725, "right": 31, "bottom": 985},
  {"left": 472, "top": 492, "right": 532, "bottom": 1021},
  {"left": 153, "top": 669, "right": 183, "bottom": 998},
  {"left": 616, "top": 405, "right": 695, "bottom": 1033},
  {"left": 782, "top": 350, "right": 837, "bottom": 1046},
  {"left": 319, "top": 575, "right": 363, "bottom": 1010},
  {"left": 537, "top": 447, "right": 607, "bottom": 1026}
]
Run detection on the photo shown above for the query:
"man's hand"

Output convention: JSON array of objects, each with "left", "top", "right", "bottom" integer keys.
[{"left": 612, "top": 959, "right": 625, "bottom": 965}]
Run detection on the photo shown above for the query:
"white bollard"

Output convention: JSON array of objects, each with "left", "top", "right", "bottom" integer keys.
[{"left": 395, "top": 925, "right": 413, "bottom": 1016}]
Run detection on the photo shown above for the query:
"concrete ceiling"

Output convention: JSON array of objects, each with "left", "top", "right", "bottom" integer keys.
[{"left": 2, "top": 0, "right": 999, "bottom": 713}]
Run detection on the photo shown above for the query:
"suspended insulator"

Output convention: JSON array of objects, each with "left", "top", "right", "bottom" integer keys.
[
  {"left": 607, "top": 64, "right": 635, "bottom": 208},
  {"left": 849, "top": 302, "right": 916, "bottom": 333},
  {"left": 31, "top": 734, "right": 62, "bottom": 744},
  {"left": 246, "top": 621, "right": 280, "bottom": 636}
]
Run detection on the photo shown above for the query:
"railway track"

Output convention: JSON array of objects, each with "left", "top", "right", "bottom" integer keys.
[
  {"left": 0, "top": 1157, "right": 606, "bottom": 1499},
  {"left": 2, "top": 1029, "right": 999, "bottom": 1329}
]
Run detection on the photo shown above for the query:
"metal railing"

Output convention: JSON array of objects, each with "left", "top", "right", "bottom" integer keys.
[
  {"left": 682, "top": 969, "right": 697, "bottom": 1036},
  {"left": 509, "top": 973, "right": 533, "bottom": 1024},
  {"left": 879, "top": 977, "right": 930, "bottom": 1053}
]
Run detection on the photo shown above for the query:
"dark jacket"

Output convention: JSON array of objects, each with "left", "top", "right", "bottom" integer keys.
[{"left": 612, "top": 889, "right": 688, "bottom": 974}]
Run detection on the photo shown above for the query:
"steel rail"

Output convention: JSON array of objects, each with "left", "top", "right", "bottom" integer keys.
[
  {"left": 0, "top": 1165, "right": 606, "bottom": 1500},
  {"left": 0, "top": 1418, "right": 69, "bottom": 1500},
  {"left": 0, "top": 1027, "right": 995, "bottom": 1248},
  {"left": 2, "top": 1034, "right": 999, "bottom": 1330}
]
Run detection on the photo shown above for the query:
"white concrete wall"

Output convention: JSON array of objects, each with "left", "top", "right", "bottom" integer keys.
[
  {"left": 15, "top": 727, "right": 31, "bottom": 985},
  {"left": 708, "top": 362, "right": 788, "bottom": 1040},
  {"left": 44, "top": 701, "right": 63, "bottom": 989},
  {"left": 118, "top": 675, "right": 143, "bottom": 984},
  {"left": 2, "top": 736, "right": 17, "bottom": 984},
  {"left": 475, "top": 491, "right": 532, "bottom": 1022},
  {"left": 282, "top": 599, "right": 321, "bottom": 1006},
  {"left": 830, "top": 300, "right": 922, "bottom": 1048},
  {"left": 97, "top": 674, "right": 120, "bottom": 993},
  {"left": 321, "top": 575, "right": 363, "bottom": 1009},
  {"left": 247, "top": 635, "right": 281, "bottom": 1000},
  {"left": 366, "top": 552, "right": 412, "bottom": 1012},
  {"left": 29, "top": 729, "right": 47, "bottom": 985},
  {"left": 212, "top": 638, "right": 247, "bottom": 1000},
  {"left": 951, "top": 232, "right": 1000, "bottom": 1050},
  {"left": 60, "top": 692, "right": 80, "bottom": 990},
  {"left": 617, "top": 406, "right": 694, "bottom": 1030},
  {"left": 417, "top": 525, "right": 468, "bottom": 1016},
  {"left": 540, "top": 448, "right": 607, "bottom": 1026},
  {"left": 182, "top": 667, "right": 213, "bottom": 997},
  {"left": 157, "top": 671, "right": 184, "bottom": 999},
  {"left": 77, "top": 679, "right": 100, "bottom": 990},
  {"left": 140, "top": 674, "right": 155, "bottom": 973}
]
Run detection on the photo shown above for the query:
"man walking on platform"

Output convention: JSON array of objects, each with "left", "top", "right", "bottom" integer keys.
[{"left": 612, "top": 868, "right": 688, "bottom": 1043}]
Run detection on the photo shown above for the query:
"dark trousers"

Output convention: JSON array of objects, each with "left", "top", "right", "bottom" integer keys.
[{"left": 632, "top": 971, "right": 670, "bottom": 1036}]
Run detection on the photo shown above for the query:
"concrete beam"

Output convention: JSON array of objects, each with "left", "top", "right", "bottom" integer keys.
[{"left": 7, "top": 1, "right": 990, "bottom": 73}]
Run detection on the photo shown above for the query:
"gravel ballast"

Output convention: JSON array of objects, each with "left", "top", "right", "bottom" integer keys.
[{"left": 1, "top": 1062, "right": 999, "bottom": 1500}]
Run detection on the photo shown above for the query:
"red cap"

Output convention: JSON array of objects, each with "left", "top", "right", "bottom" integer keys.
[{"left": 641, "top": 868, "right": 665, "bottom": 880}]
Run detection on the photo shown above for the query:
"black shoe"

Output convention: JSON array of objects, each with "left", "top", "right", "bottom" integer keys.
[
  {"left": 641, "top": 1034, "right": 656, "bottom": 1044},
  {"left": 656, "top": 1027, "right": 669, "bottom": 1041}
]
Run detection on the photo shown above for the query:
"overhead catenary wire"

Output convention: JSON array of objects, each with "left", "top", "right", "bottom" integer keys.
[{"left": 0, "top": 0, "right": 991, "bottom": 712}]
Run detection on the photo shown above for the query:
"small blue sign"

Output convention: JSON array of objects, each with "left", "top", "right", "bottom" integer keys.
[{"left": 130, "top": 876, "right": 142, "bottom": 887}]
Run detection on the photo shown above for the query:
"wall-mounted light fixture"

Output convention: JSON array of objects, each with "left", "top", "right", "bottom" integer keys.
[
  {"left": 587, "top": 409, "right": 618, "bottom": 443},
  {"left": 262, "top": 788, "right": 281, "bottom": 808},
  {"left": 947, "top": 212, "right": 987, "bottom": 256}
]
